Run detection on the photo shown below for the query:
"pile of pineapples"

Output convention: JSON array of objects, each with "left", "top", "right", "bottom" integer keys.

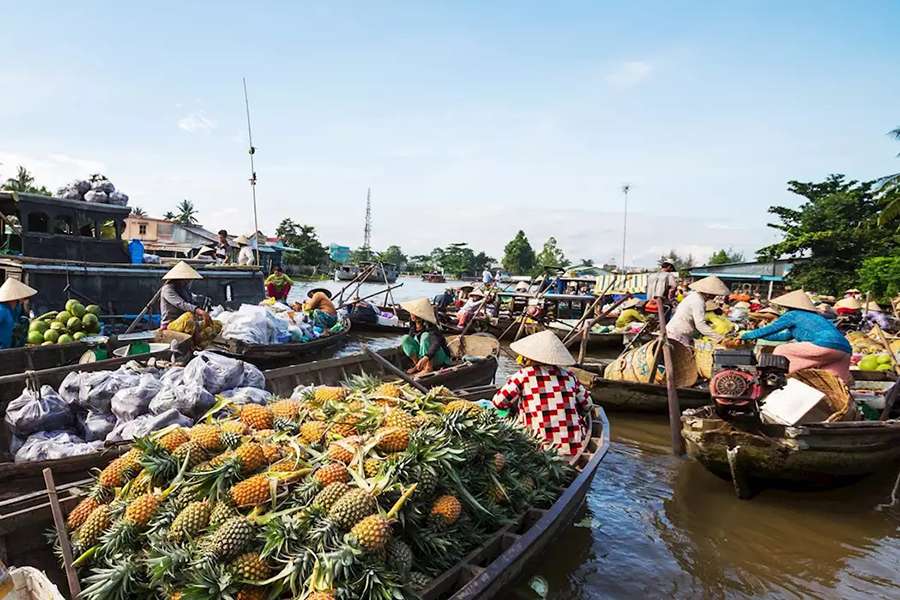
[{"left": 61, "top": 377, "right": 572, "bottom": 600}]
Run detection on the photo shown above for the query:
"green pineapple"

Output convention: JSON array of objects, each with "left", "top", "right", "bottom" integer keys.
[
  {"left": 205, "top": 516, "right": 255, "bottom": 560},
  {"left": 312, "top": 482, "right": 350, "bottom": 511},
  {"left": 168, "top": 500, "right": 211, "bottom": 542},
  {"left": 327, "top": 489, "right": 377, "bottom": 530}
]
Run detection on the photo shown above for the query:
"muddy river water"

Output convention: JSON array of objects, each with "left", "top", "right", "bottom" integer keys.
[{"left": 291, "top": 277, "right": 900, "bottom": 599}]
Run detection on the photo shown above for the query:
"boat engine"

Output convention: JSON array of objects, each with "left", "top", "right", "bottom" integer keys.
[{"left": 709, "top": 349, "right": 789, "bottom": 419}]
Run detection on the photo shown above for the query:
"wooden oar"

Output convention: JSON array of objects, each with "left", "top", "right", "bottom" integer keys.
[
  {"left": 364, "top": 346, "right": 429, "bottom": 393},
  {"left": 654, "top": 295, "right": 684, "bottom": 456},
  {"left": 337, "top": 282, "right": 404, "bottom": 309},
  {"left": 125, "top": 286, "right": 163, "bottom": 334},
  {"left": 562, "top": 279, "right": 616, "bottom": 344}
]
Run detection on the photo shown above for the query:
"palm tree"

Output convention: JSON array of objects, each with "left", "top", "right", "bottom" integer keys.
[
  {"left": 163, "top": 211, "right": 176, "bottom": 221},
  {"left": 174, "top": 199, "right": 199, "bottom": 225},
  {"left": 130, "top": 206, "right": 147, "bottom": 217},
  {"left": 1, "top": 165, "right": 49, "bottom": 194}
]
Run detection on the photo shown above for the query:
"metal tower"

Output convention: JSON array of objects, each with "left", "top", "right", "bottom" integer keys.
[{"left": 362, "top": 187, "right": 372, "bottom": 257}]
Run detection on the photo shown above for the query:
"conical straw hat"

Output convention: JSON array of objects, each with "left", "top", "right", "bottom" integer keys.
[
  {"left": 619, "top": 298, "right": 640, "bottom": 310},
  {"left": 400, "top": 298, "right": 437, "bottom": 325},
  {"left": 834, "top": 297, "right": 861, "bottom": 310},
  {"left": 864, "top": 301, "right": 883, "bottom": 312},
  {"left": 0, "top": 278, "right": 37, "bottom": 302},
  {"left": 509, "top": 329, "right": 575, "bottom": 367},
  {"left": 688, "top": 276, "right": 730, "bottom": 296},
  {"left": 772, "top": 290, "right": 816, "bottom": 312},
  {"left": 162, "top": 261, "right": 203, "bottom": 281},
  {"left": 235, "top": 235, "right": 249, "bottom": 246}
]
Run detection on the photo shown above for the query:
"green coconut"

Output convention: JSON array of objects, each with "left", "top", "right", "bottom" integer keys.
[
  {"left": 56, "top": 311, "right": 72, "bottom": 325},
  {"left": 82, "top": 313, "right": 100, "bottom": 330},
  {"left": 43, "top": 329, "right": 60, "bottom": 344},
  {"left": 57, "top": 334, "right": 74, "bottom": 345},
  {"left": 41, "top": 341, "right": 54, "bottom": 346},
  {"left": 73, "top": 331, "right": 86, "bottom": 341},
  {"left": 70, "top": 302, "right": 86, "bottom": 318},
  {"left": 50, "top": 321, "right": 65, "bottom": 332},
  {"left": 85, "top": 305, "right": 101, "bottom": 316},
  {"left": 29, "top": 320, "right": 49, "bottom": 334},
  {"left": 27, "top": 331, "right": 45, "bottom": 345},
  {"left": 67, "top": 317, "right": 82, "bottom": 332}
]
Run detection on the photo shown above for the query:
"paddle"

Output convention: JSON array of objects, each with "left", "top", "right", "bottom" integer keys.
[
  {"left": 338, "top": 282, "right": 404, "bottom": 310},
  {"left": 364, "top": 346, "right": 429, "bottom": 393}
]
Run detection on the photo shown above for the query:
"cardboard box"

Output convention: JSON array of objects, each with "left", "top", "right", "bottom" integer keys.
[{"left": 760, "top": 378, "right": 832, "bottom": 425}]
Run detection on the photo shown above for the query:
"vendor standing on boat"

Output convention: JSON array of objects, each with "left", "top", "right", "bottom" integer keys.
[
  {"left": 399, "top": 298, "right": 452, "bottom": 374},
  {"left": 265, "top": 265, "right": 293, "bottom": 302},
  {"left": 300, "top": 288, "right": 337, "bottom": 330},
  {"left": 160, "top": 261, "right": 207, "bottom": 327},
  {"left": 0, "top": 279, "right": 37, "bottom": 349},
  {"left": 740, "top": 290, "right": 852, "bottom": 382},
  {"left": 215, "top": 230, "right": 232, "bottom": 264},
  {"left": 236, "top": 235, "right": 255, "bottom": 266},
  {"left": 665, "top": 276, "right": 730, "bottom": 346},
  {"left": 493, "top": 330, "right": 591, "bottom": 456}
]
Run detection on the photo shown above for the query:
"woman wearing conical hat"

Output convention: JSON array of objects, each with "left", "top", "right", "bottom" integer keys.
[
  {"left": 0, "top": 278, "right": 37, "bottom": 349},
  {"left": 160, "top": 261, "right": 206, "bottom": 327},
  {"left": 740, "top": 290, "right": 852, "bottom": 382},
  {"left": 399, "top": 298, "right": 452, "bottom": 375},
  {"left": 862, "top": 301, "right": 895, "bottom": 332},
  {"left": 665, "top": 276, "right": 731, "bottom": 347},
  {"left": 493, "top": 330, "right": 592, "bottom": 456}
]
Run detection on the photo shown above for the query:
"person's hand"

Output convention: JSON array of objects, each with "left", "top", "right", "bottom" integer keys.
[
  {"left": 415, "top": 356, "right": 429, "bottom": 371},
  {"left": 195, "top": 308, "right": 207, "bottom": 318}
]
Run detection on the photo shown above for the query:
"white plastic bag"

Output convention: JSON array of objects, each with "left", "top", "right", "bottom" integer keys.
[
  {"left": 240, "top": 362, "right": 266, "bottom": 389},
  {"left": 59, "top": 371, "right": 84, "bottom": 405},
  {"left": 111, "top": 373, "right": 162, "bottom": 422},
  {"left": 14, "top": 431, "right": 103, "bottom": 463},
  {"left": 220, "top": 387, "right": 272, "bottom": 406},
  {"left": 83, "top": 190, "right": 109, "bottom": 204},
  {"left": 5, "top": 386, "right": 73, "bottom": 437},
  {"left": 149, "top": 382, "right": 215, "bottom": 419},
  {"left": 183, "top": 351, "right": 244, "bottom": 393},
  {"left": 79, "top": 411, "right": 116, "bottom": 442},
  {"left": 79, "top": 370, "right": 140, "bottom": 413},
  {"left": 106, "top": 409, "right": 193, "bottom": 443}
]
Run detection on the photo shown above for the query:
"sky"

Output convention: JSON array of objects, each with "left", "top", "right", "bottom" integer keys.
[{"left": 2, "top": 1, "right": 899, "bottom": 267}]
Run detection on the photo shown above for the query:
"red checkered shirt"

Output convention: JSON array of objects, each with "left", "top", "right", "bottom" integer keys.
[{"left": 492, "top": 365, "right": 591, "bottom": 456}]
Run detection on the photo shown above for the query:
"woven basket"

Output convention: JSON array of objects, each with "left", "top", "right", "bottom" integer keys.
[
  {"left": 789, "top": 369, "right": 857, "bottom": 422},
  {"left": 609, "top": 339, "right": 698, "bottom": 388},
  {"left": 446, "top": 334, "right": 500, "bottom": 358}
]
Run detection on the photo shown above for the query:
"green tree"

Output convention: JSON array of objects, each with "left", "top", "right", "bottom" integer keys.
[
  {"left": 349, "top": 247, "right": 374, "bottom": 264},
  {"left": 1, "top": 165, "right": 50, "bottom": 195},
  {"left": 659, "top": 249, "right": 694, "bottom": 274},
  {"left": 436, "top": 243, "right": 476, "bottom": 277},
  {"left": 707, "top": 248, "right": 745, "bottom": 265},
  {"left": 757, "top": 174, "right": 898, "bottom": 295},
  {"left": 579, "top": 258, "right": 594, "bottom": 267},
  {"left": 858, "top": 256, "right": 900, "bottom": 302},
  {"left": 535, "top": 236, "right": 570, "bottom": 270},
  {"left": 130, "top": 206, "right": 147, "bottom": 217},
  {"left": 173, "top": 199, "right": 199, "bottom": 225},
  {"left": 502, "top": 230, "right": 536, "bottom": 275},
  {"left": 276, "top": 218, "right": 329, "bottom": 266},
  {"left": 408, "top": 254, "right": 433, "bottom": 272},
  {"left": 473, "top": 251, "right": 494, "bottom": 273},
  {"left": 163, "top": 211, "right": 176, "bottom": 221},
  {"left": 378, "top": 245, "right": 407, "bottom": 268}
]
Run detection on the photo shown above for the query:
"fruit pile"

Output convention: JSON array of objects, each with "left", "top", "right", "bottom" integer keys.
[
  {"left": 27, "top": 300, "right": 102, "bottom": 346},
  {"left": 167, "top": 311, "right": 223, "bottom": 349},
  {"left": 62, "top": 378, "right": 572, "bottom": 600}
]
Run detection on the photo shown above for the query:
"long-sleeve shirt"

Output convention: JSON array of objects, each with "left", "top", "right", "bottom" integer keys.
[
  {"left": 492, "top": 365, "right": 591, "bottom": 456},
  {"left": 646, "top": 270, "right": 677, "bottom": 301},
  {"left": 666, "top": 292, "right": 722, "bottom": 346},
  {"left": 615, "top": 308, "right": 647, "bottom": 329},
  {"left": 160, "top": 282, "right": 198, "bottom": 324},
  {"left": 407, "top": 322, "right": 450, "bottom": 360},
  {"left": 741, "top": 310, "right": 852, "bottom": 353},
  {"left": 0, "top": 302, "right": 21, "bottom": 349},
  {"left": 237, "top": 246, "right": 255, "bottom": 265}
]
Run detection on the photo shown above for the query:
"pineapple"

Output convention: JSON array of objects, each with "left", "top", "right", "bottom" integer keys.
[
  {"left": 73, "top": 504, "right": 111, "bottom": 551},
  {"left": 299, "top": 421, "right": 327, "bottom": 444},
  {"left": 159, "top": 428, "right": 191, "bottom": 453},
  {"left": 98, "top": 455, "right": 139, "bottom": 489},
  {"left": 350, "top": 513, "right": 391, "bottom": 552},
  {"left": 430, "top": 495, "right": 462, "bottom": 527},
  {"left": 314, "top": 386, "right": 346, "bottom": 404},
  {"left": 384, "top": 409, "right": 417, "bottom": 431},
  {"left": 386, "top": 538, "right": 413, "bottom": 576},
  {"left": 190, "top": 424, "right": 223, "bottom": 451},
  {"left": 268, "top": 456, "right": 301, "bottom": 472},
  {"left": 221, "top": 420, "right": 248, "bottom": 436},
  {"left": 409, "top": 572, "right": 431, "bottom": 589},
  {"left": 206, "top": 516, "right": 254, "bottom": 559},
  {"left": 209, "top": 501, "right": 239, "bottom": 528},
  {"left": 230, "top": 474, "right": 271, "bottom": 507},
  {"left": 326, "top": 439, "right": 357, "bottom": 464},
  {"left": 273, "top": 417, "right": 298, "bottom": 433},
  {"left": 312, "top": 482, "right": 350, "bottom": 510},
  {"left": 313, "top": 463, "right": 349, "bottom": 487},
  {"left": 229, "top": 552, "right": 271, "bottom": 581},
  {"left": 375, "top": 382, "right": 402, "bottom": 399},
  {"left": 330, "top": 415, "right": 360, "bottom": 438},
  {"left": 444, "top": 399, "right": 481, "bottom": 414},
  {"left": 67, "top": 496, "right": 101, "bottom": 530},
  {"left": 307, "top": 592, "right": 336, "bottom": 600},
  {"left": 363, "top": 458, "right": 382, "bottom": 478},
  {"left": 270, "top": 398, "right": 300, "bottom": 420},
  {"left": 327, "top": 489, "right": 377, "bottom": 529},
  {"left": 375, "top": 427, "right": 409, "bottom": 453},
  {"left": 168, "top": 500, "right": 211, "bottom": 542},
  {"left": 172, "top": 440, "right": 207, "bottom": 470},
  {"left": 235, "top": 587, "right": 267, "bottom": 600},
  {"left": 488, "top": 483, "right": 507, "bottom": 505},
  {"left": 240, "top": 405, "right": 274, "bottom": 431},
  {"left": 259, "top": 443, "right": 282, "bottom": 464},
  {"left": 125, "top": 493, "right": 161, "bottom": 527},
  {"left": 235, "top": 443, "right": 267, "bottom": 473}
]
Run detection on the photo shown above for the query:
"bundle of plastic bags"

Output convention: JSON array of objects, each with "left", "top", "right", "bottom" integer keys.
[{"left": 55, "top": 173, "right": 129, "bottom": 206}]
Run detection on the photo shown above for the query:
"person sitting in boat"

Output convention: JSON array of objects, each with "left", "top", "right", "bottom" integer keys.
[
  {"left": 862, "top": 301, "right": 896, "bottom": 332},
  {"left": 457, "top": 289, "right": 485, "bottom": 327},
  {"left": 740, "top": 290, "right": 852, "bottom": 382},
  {"left": 432, "top": 288, "right": 455, "bottom": 311},
  {"left": 265, "top": 265, "right": 293, "bottom": 302},
  {"left": 160, "top": 261, "right": 207, "bottom": 327},
  {"left": 614, "top": 298, "right": 647, "bottom": 329},
  {"left": 493, "top": 330, "right": 592, "bottom": 456},
  {"left": 665, "top": 276, "right": 730, "bottom": 347},
  {"left": 399, "top": 298, "right": 452, "bottom": 375},
  {"left": 0, "top": 279, "right": 37, "bottom": 349},
  {"left": 300, "top": 288, "right": 337, "bottom": 330}
]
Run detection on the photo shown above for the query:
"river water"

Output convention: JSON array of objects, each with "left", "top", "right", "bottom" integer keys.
[{"left": 291, "top": 277, "right": 900, "bottom": 599}]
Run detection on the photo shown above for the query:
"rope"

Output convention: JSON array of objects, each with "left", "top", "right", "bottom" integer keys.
[{"left": 876, "top": 468, "right": 900, "bottom": 511}]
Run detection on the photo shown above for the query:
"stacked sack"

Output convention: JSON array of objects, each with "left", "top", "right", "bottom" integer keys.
[
  {"left": 56, "top": 173, "right": 129, "bottom": 207},
  {"left": 4, "top": 352, "right": 271, "bottom": 463}
]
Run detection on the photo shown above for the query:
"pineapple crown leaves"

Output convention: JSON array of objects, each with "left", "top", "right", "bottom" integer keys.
[
  {"left": 182, "top": 561, "right": 241, "bottom": 600},
  {"left": 146, "top": 539, "right": 194, "bottom": 588},
  {"left": 80, "top": 554, "right": 147, "bottom": 600},
  {"left": 201, "top": 395, "right": 236, "bottom": 423}
]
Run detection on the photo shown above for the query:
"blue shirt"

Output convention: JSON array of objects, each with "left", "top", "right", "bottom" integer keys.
[
  {"left": 742, "top": 309, "right": 851, "bottom": 353},
  {"left": 0, "top": 303, "right": 21, "bottom": 349}
]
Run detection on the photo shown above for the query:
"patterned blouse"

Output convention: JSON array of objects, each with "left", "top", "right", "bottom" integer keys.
[{"left": 492, "top": 365, "right": 592, "bottom": 456}]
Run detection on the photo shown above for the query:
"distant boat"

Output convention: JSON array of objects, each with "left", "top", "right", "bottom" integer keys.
[
  {"left": 421, "top": 272, "right": 446, "bottom": 283},
  {"left": 334, "top": 262, "right": 399, "bottom": 283}
]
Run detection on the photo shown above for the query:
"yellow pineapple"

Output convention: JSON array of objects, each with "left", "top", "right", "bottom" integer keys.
[
  {"left": 230, "top": 474, "right": 271, "bottom": 507},
  {"left": 270, "top": 398, "right": 300, "bottom": 420},
  {"left": 299, "top": 420, "right": 327, "bottom": 444},
  {"left": 235, "top": 588, "right": 267, "bottom": 600},
  {"left": 190, "top": 424, "right": 223, "bottom": 451},
  {"left": 98, "top": 455, "right": 138, "bottom": 489},
  {"left": 236, "top": 443, "right": 267, "bottom": 473},
  {"left": 306, "top": 592, "right": 336, "bottom": 600},
  {"left": 330, "top": 415, "right": 360, "bottom": 438},
  {"left": 363, "top": 458, "right": 382, "bottom": 478},
  {"left": 313, "top": 463, "right": 350, "bottom": 487},
  {"left": 73, "top": 504, "right": 111, "bottom": 549},
  {"left": 375, "top": 382, "right": 402, "bottom": 399},
  {"left": 125, "top": 493, "right": 161, "bottom": 527},
  {"left": 240, "top": 404, "right": 274, "bottom": 431},
  {"left": 221, "top": 420, "right": 248, "bottom": 436},
  {"left": 430, "top": 495, "right": 462, "bottom": 527},
  {"left": 326, "top": 439, "right": 358, "bottom": 464},
  {"left": 230, "top": 552, "right": 272, "bottom": 581},
  {"left": 260, "top": 443, "right": 282, "bottom": 464},
  {"left": 159, "top": 428, "right": 191, "bottom": 453},
  {"left": 314, "top": 386, "right": 346, "bottom": 404},
  {"left": 444, "top": 399, "right": 481, "bottom": 415},
  {"left": 375, "top": 427, "right": 409, "bottom": 453},
  {"left": 384, "top": 409, "right": 417, "bottom": 431},
  {"left": 67, "top": 496, "right": 101, "bottom": 530},
  {"left": 350, "top": 514, "right": 391, "bottom": 552}
]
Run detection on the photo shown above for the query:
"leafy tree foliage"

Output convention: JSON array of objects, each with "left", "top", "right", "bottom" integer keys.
[
  {"left": 757, "top": 174, "right": 898, "bottom": 295},
  {"left": 163, "top": 211, "right": 176, "bottom": 221},
  {"left": 535, "top": 236, "right": 570, "bottom": 270},
  {"left": 276, "top": 218, "right": 329, "bottom": 266},
  {"left": 707, "top": 248, "right": 745, "bottom": 265},
  {"left": 378, "top": 245, "right": 407, "bottom": 267},
  {"left": 130, "top": 206, "right": 147, "bottom": 217},
  {"left": 658, "top": 249, "right": 694, "bottom": 274},
  {"left": 172, "top": 199, "right": 199, "bottom": 225},
  {"left": 502, "top": 230, "right": 536, "bottom": 275},
  {"left": 1, "top": 165, "right": 50, "bottom": 195},
  {"left": 858, "top": 256, "right": 900, "bottom": 302}
]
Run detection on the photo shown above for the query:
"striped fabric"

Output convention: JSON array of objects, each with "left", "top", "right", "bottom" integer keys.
[{"left": 593, "top": 272, "right": 650, "bottom": 294}]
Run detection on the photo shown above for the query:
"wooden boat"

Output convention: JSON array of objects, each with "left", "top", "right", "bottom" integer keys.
[
  {"left": 209, "top": 319, "right": 352, "bottom": 367},
  {"left": 348, "top": 305, "right": 410, "bottom": 334},
  {"left": 0, "top": 399, "right": 609, "bottom": 600},
  {"left": 681, "top": 372, "right": 900, "bottom": 497},
  {"left": 572, "top": 362, "right": 709, "bottom": 413},
  {"left": 421, "top": 272, "right": 446, "bottom": 283}
]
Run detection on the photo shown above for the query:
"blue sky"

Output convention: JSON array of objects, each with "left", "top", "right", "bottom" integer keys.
[{"left": 3, "top": 1, "right": 898, "bottom": 266}]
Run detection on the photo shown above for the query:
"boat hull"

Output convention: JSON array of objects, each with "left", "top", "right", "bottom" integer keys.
[
  {"left": 209, "top": 321, "right": 352, "bottom": 367},
  {"left": 572, "top": 366, "right": 709, "bottom": 413}
]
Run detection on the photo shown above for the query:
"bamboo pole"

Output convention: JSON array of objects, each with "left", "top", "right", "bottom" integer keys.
[
  {"left": 125, "top": 286, "right": 163, "bottom": 334},
  {"left": 337, "top": 283, "right": 404, "bottom": 309},
  {"left": 565, "top": 295, "right": 630, "bottom": 350},
  {"left": 655, "top": 296, "right": 684, "bottom": 455},
  {"left": 43, "top": 468, "right": 81, "bottom": 598},
  {"left": 562, "top": 279, "right": 616, "bottom": 344},
  {"left": 364, "top": 346, "right": 429, "bottom": 392}
]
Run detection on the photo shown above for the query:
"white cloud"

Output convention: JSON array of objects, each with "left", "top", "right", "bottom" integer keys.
[
  {"left": 605, "top": 61, "right": 653, "bottom": 89},
  {"left": 46, "top": 153, "right": 106, "bottom": 174},
  {"left": 177, "top": 111, "right": 217, "bottom": 133},
  {"left": 0, "top": 151, "right": 107, "bottom": 188}
]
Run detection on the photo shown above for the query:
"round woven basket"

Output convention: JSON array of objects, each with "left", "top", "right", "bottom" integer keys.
[{"left": 609, "top": 339, "right": 698, "bottom": 388}]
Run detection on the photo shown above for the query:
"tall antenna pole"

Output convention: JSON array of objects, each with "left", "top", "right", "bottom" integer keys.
[
  {"left": 620, "top": 184, "right": 631, "bottom": 273},
  {"left": 243, "top": 77, "right": 261, "bottom": 266},
  {"left": 363, "top": 187, "right": 372, "bottom": 260}
]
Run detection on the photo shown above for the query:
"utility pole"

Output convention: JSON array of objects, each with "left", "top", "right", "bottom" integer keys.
[
  {"left": 362, "top": 187, "right": 372, "bottom": 261},
  {"left": 620, "top": 184, "right": 631, "bottom": 273},
  {"left": 243, "top": 77, "right": 261, "bottom": 266}
]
